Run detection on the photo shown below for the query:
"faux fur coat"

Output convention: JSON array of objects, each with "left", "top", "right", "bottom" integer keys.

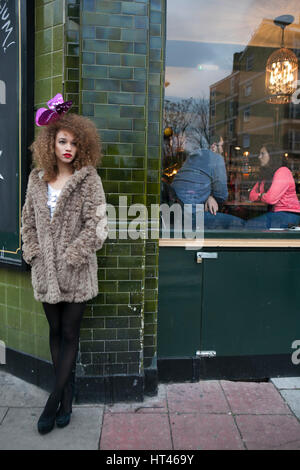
[{"left": 21, "top": 165, "right": 108, "bottom": 304}]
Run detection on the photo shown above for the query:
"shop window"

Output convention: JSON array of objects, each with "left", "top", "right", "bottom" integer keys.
[{"left": 162, "top": 1, "right": 300, "bottom": 237}]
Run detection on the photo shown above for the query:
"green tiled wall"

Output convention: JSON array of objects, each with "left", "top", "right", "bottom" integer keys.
[
  {"left": 80, "top": 0, "right": 165, "bottom": 376},
  {"left": 0, "top": 0, "right": 165, "bottom": 382}
]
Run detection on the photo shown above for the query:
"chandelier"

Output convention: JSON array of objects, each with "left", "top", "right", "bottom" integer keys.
[{"left": 265, "top": 15, "right": 298, "bottom": 104}]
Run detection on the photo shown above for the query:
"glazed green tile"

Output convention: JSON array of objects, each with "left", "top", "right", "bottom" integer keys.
[
  {"left": 20, "top": 332, "right": 36, "bottom": 356},
  {"left": 65, "top": 81, "right": 78, "bottom": 93},
  {"left": 20, "top": 289, "right": 35, "bottom": 313},
  {"left": 109, "top": 66, "right": 133, "bottom": 80},
  {"left": 134, "top": 94, "right": 146, "bottom": 105},
  {"left": 130, "top": 268, "right": 144, "bottom": 280},
  {"left": 132, "top": 169, "right": 145, "bottom": 181},
  {"left": 52, "top": 50, "right": 63, "bottom": 76},
  {"left": 82, "top": 12, "right": 110, "bottom": 26},
  {"left": 120, "top": 131, "right": 145, "bottom": 143},
  {"left": 106, "top": 269, "right": 130, "bottom": 281},
  {"left": 35, "top": 28, "right": 53, "bottom": 55},
  {"left": 150, "top": 23, "right": 161, "bottom": 37},
  {"left": 117, "top": 328, "right": 140, "bottom": 340},
  {"left": 108, "top": 92, "right": 133, "bottom": 105},
  {"left": 93, "top": 304, "right": 118, "bottom": 316},
  {"left": 36, "top": 4, "right": 53, "bottom": 31},
  {"left": 53, "top": 0, "right": 64, "bottom": 25},
  {"left": 105, "top": 293, "right": 130, "bottom": 305},
  {"left": 118, "top": 255, "right": 144, "bottom": 268},
  {"left": 122, "top": 2, "right": 147, "bottom": 16},
  {"left": 132, "top": 144, "right": 145, "bottom": 156},
  {"left": 134, "top": 68, "right": 147, "bottom": 80},
  {"left": 93, "top": 329, "right": 117, "bottom": 341},
  {"left": 7, "top": 307, "right": 20, "bottom": 329},
  {"left": 97, "top": 255, "right": 118, "bottom": 267},
  {"left": 96, "top": 53, "right": 121, "bottom": 66},
  {"left": 95, "top": 79, "right": 120, "bottom": 92},
  {"left": 82, "top": 91, "right": 107, "bottom": 104},
  {"left": 35, "top": 53, "right": 52, "bottom": 80},
  {"left": 109, "top": 41, "right": 134, "bottom": 54},
  {"left": 82, "top": 65, "right": 107, "bottom": 79},
  {"left": 68, "top": 44, "right": 80, "bottom": 56},
  {"left": 68, "top": 68, "right": 79, "bottom": 80},
  {"left": 6, "top": 286, "right": 20, "bottom": 309},
  {"left": 106, "top": 244, "right": 131, "bottom": 256},
  {"left": 108, "top": 15, "right": 134, "bottom": 29},
  {"left": 107, "top": 143, "right": 132, "bottom": 155},
  {"left": 150, "top": 48, "right": 161, "bottom": 61},
  {"left": 134, "top": 43, "right": 147, "bottom": 54},
  {"left": 135, "top": 15, "right": 148, "bottom": 30},
  {"left": 34, "top": 78, "right": 53, "bottom": 103},
  {"left": 119, "top": 156, "right": 144, "bottom": 168},
  {"left": 121, "top": 29, "right": 148, "bottom": 42},
  {"left": 106, "top": 169, "right": 131, "bottom": 181},
  {"left": 67, "top": 29, "right": 80, "bottom": 42},
  {"left": 82, "top": 78, "right": 95, "bottom": 90},
  {"left": 118, "top": 281, "right": 141, "bottom": 293},
  {"left": 107, "top": 117, "right": 132, "bottom": 130},
  {"left": 98, "top": 281, "right": 118, "bottom": 292},
  {"left": 96, "top": 27, "right": 121, "bottom": 41},
  {"left": 53, "top": 24, "right": 63, "bottom": 51},
  {"left": 121, "top": 80, "right": 146, "bottom": 93},
  {"left": 133, "top": 119, "right": 146, "bottom": 131},
  {"left": 121, "top": 54, "right": 146, "bottom": 68},
  {"left": 83, "top": 39, "right": 108, "bottom": 52},
  {"left": 120, "top": 106, "right": 144, "bottom": 119},
  {"left": 66, "top": 56, "right": 79, "bottom": 67},
  {"left": 95, "top": 1, "right": 122, "bottom": 14},
  {"left": 82, "top": 51, "right": 95, "bottom": 65},
  {"left": 94, "top": 104, "right": 120, "bottom": 118},
  {"left": 7, "top": 328, "right": 21, "bottom": 351},
  {"left": 150, "top": 10, "right": 162, "bottom": 24},
  {"left": 100, "top": 130, "right": 120, "bottom": 142}
]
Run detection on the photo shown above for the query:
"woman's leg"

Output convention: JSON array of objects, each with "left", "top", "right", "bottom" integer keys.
[
  {"left": 42, "top": 302, "right": 64, "bottom": 376},
  {"left": 40, "top": 302, "right": 86, "bottom": 417}
]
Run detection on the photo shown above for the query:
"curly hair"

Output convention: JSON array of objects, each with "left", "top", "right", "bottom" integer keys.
[{"left": 30, "top": 113, "right": 102, "bottom": 182}]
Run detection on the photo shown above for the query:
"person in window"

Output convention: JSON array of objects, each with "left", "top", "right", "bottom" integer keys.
[
  {"left": 245, "top": 143, "right": 300, "bottom": 229},
  {"left": 21, "top": 95, "right": 108, "bottom": 434},
  {"left": 171, "top": 136, "right": 244, "bottom": 229}
]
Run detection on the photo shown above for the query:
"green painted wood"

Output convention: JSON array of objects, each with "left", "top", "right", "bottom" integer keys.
[
  {"left": 201, "top": 250, "right": 300, "bottom": 357},
  {"left": 157, "top": 248, "right": 202, "bottom": 357}
]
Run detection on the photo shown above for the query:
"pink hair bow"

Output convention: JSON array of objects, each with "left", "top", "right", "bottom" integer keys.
[{"left": 35, "top": 94, "right": 73, "bottom": 126}]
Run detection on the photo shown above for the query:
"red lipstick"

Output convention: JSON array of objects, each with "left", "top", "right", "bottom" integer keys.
[{"left": 64, "top": 153, "right": 72, "bottom": 158}]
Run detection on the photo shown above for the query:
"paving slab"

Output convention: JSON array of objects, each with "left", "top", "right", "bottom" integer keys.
[
  {"left": 271, "top": 377, "right": 300, "bottom": 389},
  {"left": 167, "top": 381, "right": 230, "bottom": 414},
  {"left": 220, "top": 380, "right": 292, "bottom": 415},
  {"left": 100, "top": 413, "right": 172, "bottom": 450},
  {"left": 105, "top": 384, "right": 168, "bottom": 414},
  {"left": 0, "top": 406, "right": 103, "bottom": 450},
  {"left": 279, "top": 390, "right": 300, "bottom": 420},
  {"left": 235, "top": 414, "right": 300, "bottom": 450},
  {"left": 170, "top": 413, "right": 245, "bottom": 450}
]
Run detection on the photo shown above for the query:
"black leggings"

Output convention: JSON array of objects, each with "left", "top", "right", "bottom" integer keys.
[{"left": 42, "top": 302, "right": 86, "bottom": 411}]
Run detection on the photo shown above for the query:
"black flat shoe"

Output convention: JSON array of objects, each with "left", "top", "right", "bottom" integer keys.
[{"left": 37, "top": 412, "right": 56, "bottom": 434}]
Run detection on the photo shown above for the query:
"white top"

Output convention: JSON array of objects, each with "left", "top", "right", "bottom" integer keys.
[{"left": 47, "top": 184, "right": 61, "bottom": 219}]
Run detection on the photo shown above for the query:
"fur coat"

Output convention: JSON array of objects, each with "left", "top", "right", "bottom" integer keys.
[{"left": 21, "top": 165, "right": 108, "bottom": 304}]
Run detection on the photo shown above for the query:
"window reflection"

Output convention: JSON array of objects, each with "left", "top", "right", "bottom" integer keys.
[{"left": 162, "top": 0, "right": 300, "bottom": 231}]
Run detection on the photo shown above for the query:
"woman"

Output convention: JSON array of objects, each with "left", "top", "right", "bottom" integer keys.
[
  {"left": 246, "top": 143, "right": 300, "bottom": 229},
  {"left": 21, "top": 95, "right": 108, "bottom": 434}
]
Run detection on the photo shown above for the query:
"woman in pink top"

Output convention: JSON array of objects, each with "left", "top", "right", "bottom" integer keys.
[{"left": 246, "top": 143, "right": 300, "bottom": 229}]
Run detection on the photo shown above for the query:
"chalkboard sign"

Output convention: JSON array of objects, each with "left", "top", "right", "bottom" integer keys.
[{"left": 0, "top": 0, "right": 34, "bottom": 267}]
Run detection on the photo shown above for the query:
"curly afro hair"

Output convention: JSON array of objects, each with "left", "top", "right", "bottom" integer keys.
[{"left": 30, "top": 113, "right": 102, "bottom": 182}]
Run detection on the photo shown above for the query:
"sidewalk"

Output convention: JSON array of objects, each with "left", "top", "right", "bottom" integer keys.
[{"left": 0, "top": 370, "right": 300, "bottom": 450}]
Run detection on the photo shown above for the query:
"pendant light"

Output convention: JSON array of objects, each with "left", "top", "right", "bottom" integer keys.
[{"left": 265, "top": 15, "right": 298, "bottom": 104}]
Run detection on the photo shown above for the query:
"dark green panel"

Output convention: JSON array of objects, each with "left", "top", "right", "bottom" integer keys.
[
  {"left": 158, "top": 248, "right": 202, "bottom": 357},
  {"left": 201, "top": 251, "right": 300, "bottom": 357}
]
